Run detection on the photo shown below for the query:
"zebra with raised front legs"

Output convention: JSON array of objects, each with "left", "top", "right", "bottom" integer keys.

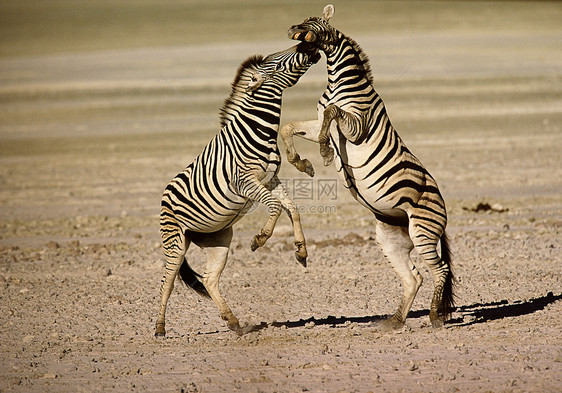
[
  {"left": 281, "top": 5, "right": 455, "bottom": 329},
  {"left": 156, "top": 42, "right": 320, "bottom": 336}
]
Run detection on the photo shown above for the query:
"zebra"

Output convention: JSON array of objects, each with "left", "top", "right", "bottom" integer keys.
[
  {"left": 155, "top": 42, "right": 320, "bottom": 337},
  {"left": 280, "top": 5, "right": 455, "bottom": 329}
]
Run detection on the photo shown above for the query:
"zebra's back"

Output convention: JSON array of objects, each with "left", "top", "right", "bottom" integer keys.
[{"left": 160, "top": 135, "right": 251, "bottom": 234}]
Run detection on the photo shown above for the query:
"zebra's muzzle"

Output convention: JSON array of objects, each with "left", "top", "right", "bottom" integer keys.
[{"left": 289, "top": 29, "right": 317, "bottom": 43}]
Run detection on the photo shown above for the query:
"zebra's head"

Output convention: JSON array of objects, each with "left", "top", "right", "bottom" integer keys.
[
  {"left": 220, "top": 43, "right": 319, "bottom": 127},
  {"left": 244, "top": 42, "right": 320, "bottom": 94},
  {"left": 288, "top": 4, "right": 338, "bottom": 51}
]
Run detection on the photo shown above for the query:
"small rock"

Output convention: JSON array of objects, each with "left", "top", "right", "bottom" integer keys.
[
  {"left": 22, "top": 335, "right": 34, "bottom": 344},
  {"left": 46, "top": 241, "right": 60, "bottom": 250},
  {"left": 491, "top": 203, "right": 508, "bottom": 212}
]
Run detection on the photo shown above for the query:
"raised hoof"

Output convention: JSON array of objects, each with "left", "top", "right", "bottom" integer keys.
[
  {"left": 294, "top": 242, "right": 307, "bottom": 267},
  {"left": 320, "top": 145, "right": 334, "bottom": 166},
  {"left": 302, "top": 159, "right": 315, "bottom": 177},
  {"left": 251, "top": 233, "right": 268, "bottom": 251},
  {"left": 293, "top": 157, "right": 315, "bottom": 177},
  {"left": 296, "top": 253, "right": 307, "bottom": 267},
  {"left": 250, "top": 238, "right": 259, "bottom": 252}
]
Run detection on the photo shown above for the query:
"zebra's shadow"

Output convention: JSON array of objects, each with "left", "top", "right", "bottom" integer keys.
[
  {"left": 249, "top": 292, "right": 561, "bottom": 332},
  {"left": 447, "top": 291, "right": 561, "bottom": 327}
]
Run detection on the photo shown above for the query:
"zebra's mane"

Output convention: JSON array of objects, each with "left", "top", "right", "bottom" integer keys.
[
  {"left": 338, "top": 31, "right": 374, "bottom": 84},
  {"left": 219, "top": 55, "right": 264, "bottom": 128}
]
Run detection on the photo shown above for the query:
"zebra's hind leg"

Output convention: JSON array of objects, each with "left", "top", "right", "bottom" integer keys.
[
  {"left": 409, "top": 219, "right": 454, "bottom": 328},
  {"left": 191, "top": 228, "right": 250, "bottom": 335},
  {"left": 375, "top": 221, "right": 422, "bottom": 330},
  {"left": 155, "top": 227, "right": 189, "bottom": 337}
]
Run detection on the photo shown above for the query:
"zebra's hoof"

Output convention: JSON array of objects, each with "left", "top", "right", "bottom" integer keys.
[
  {"left": 320, "top": 146, "right": 334, "bottom": 166},
  {"left": 377, "top": 317, "right": 404, "bottom": 332},
  {"left": 251, "top": 233, "right": 268, "bottom": 251},
  {"left": 228, "top": 320, "right": 254, "bottom": 336},
  {"left": 294, "top": 157, "right": 315, "bottom": 177},
  {"left": 230, "top": 322, "right": 262, "bottom": 336},
  {"left": 154, "top": 324, "right": 166, "bottom": 337},
  {"left": 296, "top": 253, "right": 307, "bottom": 267},
  {"left": 430, "top": 317, "right": 444, "bottom": 329},
  {"left": 302, "top": 159, "right": 315, "bottom": 177}
]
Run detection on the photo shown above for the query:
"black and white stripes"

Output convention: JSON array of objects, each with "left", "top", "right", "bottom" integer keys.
[
  {"left": 282, "top": 4, "right": 454, "bottom": 329},
  {"left": 155, "top": 43, "right": 319, "bottom": 336}
]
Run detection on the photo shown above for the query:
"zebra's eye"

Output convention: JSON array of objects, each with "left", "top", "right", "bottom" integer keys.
[{"left": 275, "top": 63, "right": 283, "bottom": 72}]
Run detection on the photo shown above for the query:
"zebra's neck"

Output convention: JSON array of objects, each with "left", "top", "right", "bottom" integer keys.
[
  {"left": 324, "top": 32, "right": 374, "bottom": 90},
  {"left": 321, "top": 32, "right": 397, "bottom": 148},
  {"left": 222, "top": 91, "right": 283, "bottom": 144}
]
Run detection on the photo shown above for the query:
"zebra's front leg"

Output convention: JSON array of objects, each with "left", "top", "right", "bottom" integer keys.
[
  {"left": 280, "top": 120, "right": 321, "bottom": 177},
  {"left": 250, "top": 197, "right": 282, "bottom": 251},
  {"left": 319, "top": 105, "right": 365, "bottom": 166},
  {"left": 270, "top": 176, "right": 308, "bottom": 266},
  {"left": 318, "top": 106, "right": 338, "bottom": 166},
  {"left": 236, "top": 175, "right": 283, "bottom": 251}
]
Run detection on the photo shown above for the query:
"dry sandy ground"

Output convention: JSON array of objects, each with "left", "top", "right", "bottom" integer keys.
[{"left": 1, "top": 3, "right": 562, "bottom": 393}]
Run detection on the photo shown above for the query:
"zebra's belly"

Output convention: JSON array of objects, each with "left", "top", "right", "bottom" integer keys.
[
  {"left": 331, "top": 139, "right": 407, "bottom": 215},
  {"left": 164, "top": 175, "right": 251, "bottom": 234},
  {"left": 178, "top": 196, "right": 253, "bottom": 233},
  {"left": 336, "top": 169, "right": 401, "bottom": 211}
]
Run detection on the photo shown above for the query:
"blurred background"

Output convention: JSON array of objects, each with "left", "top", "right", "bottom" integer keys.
[{"left": 0, "top": 0, "right": 560, "bottom": 235}]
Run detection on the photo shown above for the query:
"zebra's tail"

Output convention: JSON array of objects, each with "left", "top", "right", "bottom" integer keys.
[
  {"left": 179, "top": 258, "right": 210, "bottom": 299},
  {"left": 438, "top": 233, "right": 456, "bottom": 319}
]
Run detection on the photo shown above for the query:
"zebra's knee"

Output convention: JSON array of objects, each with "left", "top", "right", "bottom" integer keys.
[
  {"left": 412, "top": 262, "right": 423, "bottom": 281},
  {"left": 402, "top": 270, "right": 422, "bottom": 297},
  {"left": 284, "top": 200, "right": 300, "bottom": 218},
  {"left": 322, "top": 104, "right": 339, "bottom": 122},
  {"left": 266, "top": 200, "right": 283, "bottom": 218},
  {"left": 280, "top": 122, "right": 295, "bottom": 139}
]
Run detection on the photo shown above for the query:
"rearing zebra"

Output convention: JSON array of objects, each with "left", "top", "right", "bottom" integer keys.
[
  {"left": 156, "top": 43, "right": 320, "bottom": 336},
  {"left": 281, "top": 5, "right": 455, "bottom": 329}
]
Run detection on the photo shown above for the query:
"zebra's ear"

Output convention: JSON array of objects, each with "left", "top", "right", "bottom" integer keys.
[
  {"left": 246, "top": 72, "right": 264, "bottom": 92},
  {"left": 322, "top": 4, "right": 334, "bottom": 22}
]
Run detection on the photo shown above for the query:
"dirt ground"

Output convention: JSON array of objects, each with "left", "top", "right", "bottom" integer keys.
[{"left": 1, "top": 1, "right": 561, "bottom": 392}]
